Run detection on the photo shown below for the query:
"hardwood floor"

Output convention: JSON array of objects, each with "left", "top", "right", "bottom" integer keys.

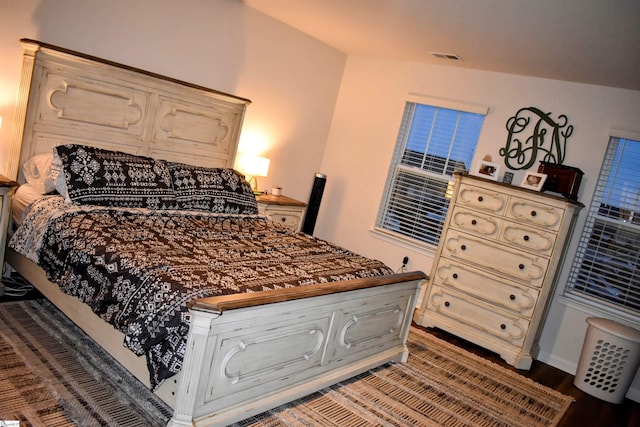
[{"left": 419, "top": 325, "right": 640, "bottom": 427}]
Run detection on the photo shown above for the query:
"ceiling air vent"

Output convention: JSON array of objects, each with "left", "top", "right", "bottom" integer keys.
[{"left": 430, "top": 52, "right": 462, "bottom": 61}]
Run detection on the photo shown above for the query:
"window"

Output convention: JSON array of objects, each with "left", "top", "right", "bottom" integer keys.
[
  {"left": 376, "top": 97, "right": 486, "bottom": 247},
  {"left": 566, "top": 136, "right": 640, "bottom": 316}
]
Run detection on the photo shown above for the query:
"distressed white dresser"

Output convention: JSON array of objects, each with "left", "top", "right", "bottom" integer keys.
[{"left": 414, "top": 172, "right": 583, "bottom": 369}]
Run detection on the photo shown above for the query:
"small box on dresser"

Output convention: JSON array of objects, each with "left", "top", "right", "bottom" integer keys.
[
  {"left": 414, "top": 172, "right": 583, "bottom": 369},
  {"left": 257, "top": 194, "right": 307, "bottom": 232}
]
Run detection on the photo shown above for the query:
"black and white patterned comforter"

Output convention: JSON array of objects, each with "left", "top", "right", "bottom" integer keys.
[{"left": 10, "top": 195, "right": 394, "bottom": 389}]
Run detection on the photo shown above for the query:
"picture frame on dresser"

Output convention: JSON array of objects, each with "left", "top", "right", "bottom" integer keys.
[
  {"left": 474, "top": 160, "right": 500, "bottom": 181},
  {"left": 521, "top": 171, "right": 547, "bottom": 191}
]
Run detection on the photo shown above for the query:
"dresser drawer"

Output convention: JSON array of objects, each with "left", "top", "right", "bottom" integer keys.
[
  {"left": 457, "top": 183, "right": 508, "bottom": 214},
  {"left": 258, "top": 205, "right": 306, "bottom": 231},
  {"left": 506, "top": 197, "right": 564, "bottom": 231},
  {"left": 442, "top": 230, "right": 549, "bottom": 286},
  {"left": 426, "top": 285, "right": 530, "bottom": 347},
  {"left": 433, "top": 258, "right": 539, "bottom": 317},
  {"left": 499, "top": 221, "right": 557, "bottom": 255},
  {"left": 450, "top": 206, "right": 502, "bottom": 239},
  {"left": 266, "top": 210, "right": 303, "bottom": 230}
]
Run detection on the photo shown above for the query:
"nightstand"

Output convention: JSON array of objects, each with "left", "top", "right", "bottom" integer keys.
[
  {"left": 257, "top": 194, "right": 307, "bottom": 232},
  {"left": 0, "top": 176, "right": 19, "bottom": 296}
]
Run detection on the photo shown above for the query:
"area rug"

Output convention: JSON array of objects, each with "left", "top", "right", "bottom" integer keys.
[{"left": 0, "top": 300, "right": 573, "bottom": 426}]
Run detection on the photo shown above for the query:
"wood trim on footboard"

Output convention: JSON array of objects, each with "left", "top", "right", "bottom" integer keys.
[{"left": 190, "top": 271, "right": 427, "bottom": 312}]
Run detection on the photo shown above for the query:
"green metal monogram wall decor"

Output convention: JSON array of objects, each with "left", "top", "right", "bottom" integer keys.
[{"left": 500, "top": 107, "right": 573, "bottom": 170}]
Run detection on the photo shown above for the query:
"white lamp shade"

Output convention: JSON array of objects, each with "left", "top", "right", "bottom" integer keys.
[{"left": 237, "top": 154, "right": 270, "bottom": 177}]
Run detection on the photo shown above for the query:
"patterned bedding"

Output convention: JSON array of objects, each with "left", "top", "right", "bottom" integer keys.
[{"left": 9, "top": 196, "right": 394, "bottom": 389}]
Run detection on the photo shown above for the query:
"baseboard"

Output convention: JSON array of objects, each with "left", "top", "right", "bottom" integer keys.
[
  {"left": 536, "top": 349, "right": 576, "bottom": 375},
  {"left": 627, "top": 386, "right": 640, "bottom": 402}
]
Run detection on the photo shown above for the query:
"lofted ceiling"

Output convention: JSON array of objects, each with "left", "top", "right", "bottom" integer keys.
[{"left": 243, "top": 0, "right": 640, "bottom": 91}]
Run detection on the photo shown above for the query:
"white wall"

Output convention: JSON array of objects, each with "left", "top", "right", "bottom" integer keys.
[
  {"left": 315, "top": 54, "right": 640, "bottom": 399},
  {"left": 0, "top": 0, "right": 346, "bottom": 201}
]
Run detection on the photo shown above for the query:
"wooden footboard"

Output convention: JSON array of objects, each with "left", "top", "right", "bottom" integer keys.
[
  {"left": 170, "top": 271, "right": 426, "bottom": 427},
  {"left": 7, "top": 247, "right": 425, "bottom": 426}
]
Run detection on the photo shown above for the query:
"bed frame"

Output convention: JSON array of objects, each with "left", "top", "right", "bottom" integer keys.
[{"left": 6, "top": 39, "right": 427, "bottom": 426}]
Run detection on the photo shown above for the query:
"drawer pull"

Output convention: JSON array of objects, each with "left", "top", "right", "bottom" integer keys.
[
  {"left": 281, "top": 217, "right": 287, "bottom": 222},
  {"left": 471, "top": 219, "right": 477, "bottom": 225},
  {"left": 444, "top": 301, "right": 450, "bottom": 307},
  {"left": 461, "top": 245, "right": 467, "bottom": 251},
  {"left": 478, "top": 196, "right": 484, "bottom": 202},
  {"left": 500, "top": 324, "right": 506, "bottom": 330},
  {"left": 509, "top": 294, "right": 516, "bottom": 300},
  {"left": 518, "top": 263, "right": 525, "bottom": 270},
  {"left": 452, "top": 273, "right": 458, "bottom": 279},
  {"left": 523, "top": 235, "right": 530, "bottom": 241},
  {"left": 530, "top": 210, "right": 537, "bottom": 217}
]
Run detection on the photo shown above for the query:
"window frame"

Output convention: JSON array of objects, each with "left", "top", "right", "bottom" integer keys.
[
  {"left": 564, "top": 130, "right": 640, "bottom": 322},
  {"left": 373, "top": 95, "right": 487, "bottom": 250}
]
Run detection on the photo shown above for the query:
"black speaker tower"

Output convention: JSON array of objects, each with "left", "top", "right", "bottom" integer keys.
[{"left": 302, "top": 173, "right": 326, "bottom": 235}]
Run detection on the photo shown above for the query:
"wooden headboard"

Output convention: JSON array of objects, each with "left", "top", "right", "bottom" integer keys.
[{"left": 8, "top": 39, "right": 251, "bottom": 182}]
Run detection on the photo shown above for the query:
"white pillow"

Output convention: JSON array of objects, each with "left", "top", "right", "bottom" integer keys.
[
  {"left": 12, "top": 183, "right": 45, "bottom": 224},
  {"left": 22, "top": 153, "right": 56, "bottom": 194}
]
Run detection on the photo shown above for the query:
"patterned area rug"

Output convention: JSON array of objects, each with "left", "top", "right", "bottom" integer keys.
[{"left": 0, "top": 300, "right": 573, "bottom": 426}]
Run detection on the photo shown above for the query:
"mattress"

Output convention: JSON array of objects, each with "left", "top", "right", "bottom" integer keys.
[{"left": 11, "top": 183, "right": 43, "bottom": 224}]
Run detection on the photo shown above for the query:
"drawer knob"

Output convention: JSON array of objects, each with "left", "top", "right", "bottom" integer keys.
[
  {"left": 281, "top": 217, "right": 287, "bottom": 222},
  {"left": 519, "top": 263, "right": 525, "bottom": 270},
  {"left": 452, "top": 273, "right": 458, "bottom": 279},
  {"left": 500, "top": 323, "right": 506, "bottom": 330},
  {"left": 530, "top": 210, "right": 537, "bottom": 217},
  {"left": 523, "top": 235, "right": 530, "bottom": 241},
  {"left": 444, "top": 301, "right": 450, "bottom": 307},
  {"left": 478, "top": 196, "right": 484, "bottom": 202},
  {"left": 461, "top": 245, "right": 467, "bottom": 251},
  {"left": 509, "top": 294, "right": 516, "bottom": 300},
  {"left": 471, "top": 219, "right": 477, "bottom": 225}
]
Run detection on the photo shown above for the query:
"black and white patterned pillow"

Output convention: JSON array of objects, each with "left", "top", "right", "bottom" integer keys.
[
  {"left": 53, "top": 144, "right": 177, "bottom": 209},
  {"left": 166, "top": 162, "right": 258, "bottom": 214}
]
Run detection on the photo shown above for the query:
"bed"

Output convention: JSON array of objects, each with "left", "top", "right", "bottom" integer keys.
[{"left": 4, "top": 39, "right": 427, "bottom": 427}]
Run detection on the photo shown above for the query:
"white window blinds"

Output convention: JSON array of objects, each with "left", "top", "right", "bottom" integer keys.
[
  {"left": 376, "top": 100, "right": 485, "bottom": 247},
  {"left": 566, "top": 136, "right": 640, "bottom": 315}
]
